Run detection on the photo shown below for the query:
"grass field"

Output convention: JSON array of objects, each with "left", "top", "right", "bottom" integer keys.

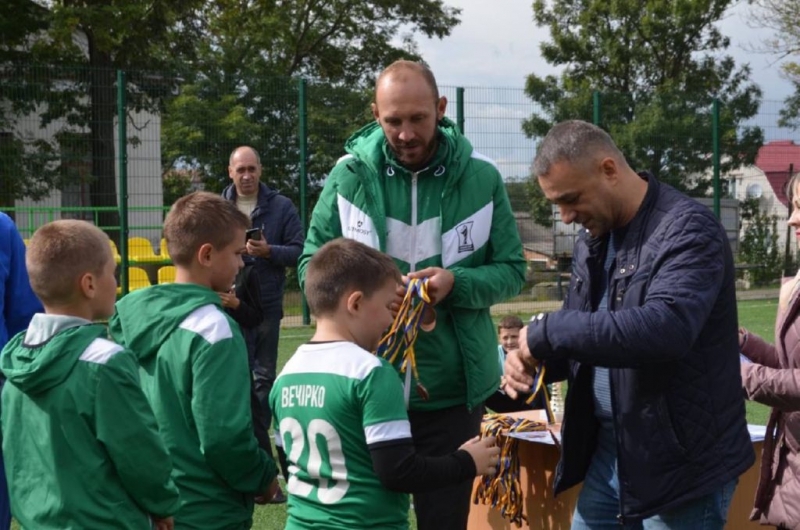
[
  {"left": 9, "top": 299, "right": 781, "bottom": 530},
  {"left": 737, "top": 298, "right": 779, "bottom": 426}
]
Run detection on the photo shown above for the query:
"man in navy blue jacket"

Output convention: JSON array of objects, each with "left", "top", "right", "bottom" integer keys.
[
  {"left": 0, "top": 213, "right": 42, "bottom": 529},
  {"left": 504, "top": 121, "right": 753, "bottom": 529},
  {"left": 223, "top": 146, "right": 304, "bottom": 500}
]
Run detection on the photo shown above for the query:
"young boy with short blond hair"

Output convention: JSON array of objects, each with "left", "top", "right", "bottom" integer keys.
[
  {"left": 0, "top": 219, "right": 180, "bottom": 530},
  {"left": 110, "top": 192, "right": 278, "bottom": 530},
  {"left": 270, "top": 238, "right": 499, "bottom": 530}
]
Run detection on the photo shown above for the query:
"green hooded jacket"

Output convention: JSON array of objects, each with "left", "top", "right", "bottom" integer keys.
[
  {"left": 299, "top": 118, "right": 526, "bottom": 411},
  {"left": 1, "top": 315, "right": 180, "bottom": 529},
  {"left": 109, "top": 284, "right": 277, "bottom": 530}
]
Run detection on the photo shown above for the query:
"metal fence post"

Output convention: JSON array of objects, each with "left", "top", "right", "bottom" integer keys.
[
  {"left": 298, "top": 77, "right": 310, "bottom": 325},
  {"left": 456, "top": 87, "right": 465, "bottom": 133},
  {"left": 712, "top": 97, "right": 721, "bottom": 219},
  {"left": 785, "top": 163, "right": 795, "bottom": 276},
  {"left": 117, "top": 69, "right": 129, "bottom": 295},
  {"left": 592, "top": 90, "right": 601, "bottom": 126}
]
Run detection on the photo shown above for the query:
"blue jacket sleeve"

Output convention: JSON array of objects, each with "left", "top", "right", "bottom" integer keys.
[
  {"left": 267, "top": 201, "right": 304, "bottom": 268},
  {"left": 529, "top": 210, "right": 728, "bottom": 367},
  {"left": 1, "top": 216, "right": 41, "bottom": 344}
]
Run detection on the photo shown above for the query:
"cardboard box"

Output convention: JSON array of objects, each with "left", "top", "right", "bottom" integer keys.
[{"left": 467, "top": 411, "right": 763, "bottom": 530}]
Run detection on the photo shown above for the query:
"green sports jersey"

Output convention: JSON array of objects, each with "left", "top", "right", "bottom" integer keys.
[{"left": 269, "top": 342, "right": 412, "bottom": 530}]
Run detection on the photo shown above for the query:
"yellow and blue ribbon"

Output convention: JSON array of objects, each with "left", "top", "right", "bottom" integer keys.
[
  {"left": 376, "top": 278, "right": 432, "bottom": 400},
  {"left": 473, "top": 414, "right": 549, "bottom": 528},
  {"left": 525, "top": 364, "right": 555, "bottom": 424}
]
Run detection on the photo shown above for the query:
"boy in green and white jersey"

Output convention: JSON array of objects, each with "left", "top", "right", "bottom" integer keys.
[
  {"left": 270, "top": 238, "right": 499, "bottom": 530},
  {"left": 1, "top": 220, "right": 179, "bottom": 529},
  {"left": 110, "top": 192, "right": 278, "bottom": 529}
]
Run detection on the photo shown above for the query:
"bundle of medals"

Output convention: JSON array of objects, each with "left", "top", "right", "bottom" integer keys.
[
  {"left": 472, "top": 414, "right": 551, "bottom": 528},
  {"left": 375, "top": 278, "right": 432, "bottom": 400}
]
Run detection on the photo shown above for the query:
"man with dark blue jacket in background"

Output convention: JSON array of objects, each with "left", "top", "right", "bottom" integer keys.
[
  {"left": 504, "top": 121, "right": 753, "bottom": 529},
  {"left": 223, "top": 146, "right": 304, "bottom": 502}
]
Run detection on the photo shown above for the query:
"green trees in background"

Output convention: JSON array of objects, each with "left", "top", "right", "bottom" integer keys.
[
  {"left": 527, "top": 178, "right": 554, "bottom": 228},
  {"left": 739, "top": 197, "right": 783, "bottom": 285},
  {"left": 1, "top": 0, "right": 202, "bottom": 237},
  {"left": 748, "top": 0, "right": 800, "bottom": 128},
  {"left": 0, "top": 1, "right": 61, "bottom": 212},
  {"left": 1, "top": 0, "right": 462, "bottom": 224},
  {"left": 505, "top": 177, "right": 552, "bottom": 228},
  {"left": 523, "top": 0, "right": 763, "bottom": 194},
  {"left": 160, "top": 0, "right": 462, "bottom": 207}
]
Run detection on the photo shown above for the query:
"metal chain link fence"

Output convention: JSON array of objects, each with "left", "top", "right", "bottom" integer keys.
[{"left": 1, "top": 64, "right": 798, "bottom": 324}]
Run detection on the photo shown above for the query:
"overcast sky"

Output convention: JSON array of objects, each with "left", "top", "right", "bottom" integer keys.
[
  {"left": 412, "top": 0, "right": 799, "bottom": 178},
  {"left": 416, "top": 0, "right": 795, "bottom": 102}
]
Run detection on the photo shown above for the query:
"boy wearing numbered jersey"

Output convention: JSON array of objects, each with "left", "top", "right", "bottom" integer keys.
[{"left": 270, "top": 238, "right": 499, "bottom": 530}]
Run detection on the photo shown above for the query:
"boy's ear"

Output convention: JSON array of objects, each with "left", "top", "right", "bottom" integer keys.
[
  {"left": 197, "top": 243, "right": 214, "bottom": 267},
  {"left": 79, "top": 272, "right": 96, "bottom": 300},
  {"left": 345, "top": 290, "right": 364, "bottom": 315}
]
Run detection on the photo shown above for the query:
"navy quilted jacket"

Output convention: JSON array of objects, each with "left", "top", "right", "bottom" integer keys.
[
  {"left": 533, "top": 173, "right": 754, "bottom": 521},
  {"left": 222, "top": 182, "right": 304, "bottom": 317}
]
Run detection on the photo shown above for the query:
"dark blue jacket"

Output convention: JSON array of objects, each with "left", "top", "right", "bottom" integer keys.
[
  {"left": 531, "top": 173, "right": 753, "bottom": 521},
  {"left": 222, "top": 182, "right": 304, "bottom": 317},
  {"left": 0, "top": 213, "right": 41, "bottom": 348}
]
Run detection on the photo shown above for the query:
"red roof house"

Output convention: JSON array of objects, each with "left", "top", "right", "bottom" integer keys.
[{"left": 755, "top": 140, "right": 800, "bottom": 206}]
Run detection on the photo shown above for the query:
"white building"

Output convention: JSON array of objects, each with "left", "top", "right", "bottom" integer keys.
[
  {"left": 2, "top": 17, "right": 164, "bottom": 245},
  {"left": 726, "top": 140, "right": 800, "bottom": 254}
]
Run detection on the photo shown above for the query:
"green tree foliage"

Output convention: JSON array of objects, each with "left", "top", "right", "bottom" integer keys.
[
  {"left": 1, "top": 0, "right": 201, "bottom": 238},
  {"left": 0, "top": 1, "right": 53, "bottom": 213},
  {"left": 783, "top": 63, "right": 800, "bottom": 128},
  {"left": 748, "top": 0, "right": 800, "bottom": 127},
  {"left": 161, "top": 0, "right": 461, "bottom": 209},
  {"left": 523, "top": 0, "right": 763, "bottom": 194},
  {"left": 527, "top": 177, "right": 554, "bottom": 228},
  {"left": 3, "top": 0, "right": 461, "bottom": 227},
  {"left": 504, "top": 178, "right": 529, "bottom": 212},
  {"left": 505, "top": 177, "right": 553, "bottom": 228},
  {"left": 739, "top": 197, "right": 783, "bottom": 285}
]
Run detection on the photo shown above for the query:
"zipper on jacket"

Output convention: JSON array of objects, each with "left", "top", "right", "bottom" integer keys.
[
  {"left": 608, "top": 272, "right": 627, "bottom": 525},
  {"left": 616, "top": 286, "right": 626, "bottom": 305},
  {"left": 410, "top": 173, "right": 418, "bottom": 273},
  {"left": 402, "top": 172, "right": 420, "bottom": 408},
  {"left": 611, "top": 384, "right": 628, "bottom": 525}
]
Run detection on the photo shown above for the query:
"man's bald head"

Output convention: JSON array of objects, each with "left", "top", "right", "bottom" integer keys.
[{"left": 375, "top": 60, "right": 439, "bottom": 104}]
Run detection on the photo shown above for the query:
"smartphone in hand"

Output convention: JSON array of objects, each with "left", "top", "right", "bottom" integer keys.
[{"left": 245, "top": 228, "right": 262, "bottom": 241}]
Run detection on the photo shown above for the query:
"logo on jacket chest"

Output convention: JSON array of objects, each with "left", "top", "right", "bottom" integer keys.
[
  {"left": 457, "top": 221, "right": 475, "bottom": 252},
  {"left": 347, "top": 219, "right": 372, "bottom": 236},
  {"left": 337, "top": 195, "right": 380, "bottom": 249}
]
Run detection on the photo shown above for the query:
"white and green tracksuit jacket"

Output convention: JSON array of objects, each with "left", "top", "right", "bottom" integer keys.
[
  {"left": 110, "top": 284, "right": 278, "bottom": 530},
  {"left": 1, "top": 317, "right": 180, "bottom": 529},
  {"left": 299, "top": 118, "right": 526, "bottom": 411}
]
